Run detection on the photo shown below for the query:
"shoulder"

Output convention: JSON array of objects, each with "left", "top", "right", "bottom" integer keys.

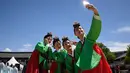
[
  {"left": 14, "top": 67, "right": 18, "bottom": 70},
  {"left": 36, "top": 42, "right": 43, "bottom": 45},
  {"left": 35, "top": 42, "right": 44, "bottom": 48},
  {"left": 60, "top": 49, "right": 67, "bottom": 52},
  {"left": 60, "top": 49, "right": 67, "bottom": 56}
]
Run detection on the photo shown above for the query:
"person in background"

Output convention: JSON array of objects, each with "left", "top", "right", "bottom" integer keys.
[
  {"left": 0, "top": 62, "right": 5, "bottom": 73},
  {"left": 115, "top": 65, "right": 120, "bottom": 73},
  {"left": 12, "top": 65, "right": 18, "bottom": 73},
  {"left": 127, "top": 68, "right": 130, "bottom": 73},
  {"left": 2, "top": 63, "right": 10, "bottom": 73},
  {"left": 22, "top": 60, "right": 28, "bottom": 73},
  {"left": 10, "top": 64, "right": 14, "bottom": 73}
]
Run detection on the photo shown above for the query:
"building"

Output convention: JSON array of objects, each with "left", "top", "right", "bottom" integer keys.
[
  {"left": 0, "top": 50, "right": 127, "bottom": 66},
  {"left": 0, "top": 52, "right": 32, "bottom": 65},
  {"left": 113, "top": 51, "right": 127, "bottom": 62}
]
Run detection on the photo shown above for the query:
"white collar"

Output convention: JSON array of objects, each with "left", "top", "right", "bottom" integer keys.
[
  {"left": 55, "top": 48, "right": 61, "bottom": 52},
  {"left": 80, "top": 34, "right": 86, "bottom": 44},
  {"left": 68, "top": 45, "right": 76, "bottom": 57}
]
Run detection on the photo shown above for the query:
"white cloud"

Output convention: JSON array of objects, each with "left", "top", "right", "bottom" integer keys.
[
  {"left": 117, "top": 26, "right": 130, "bottom": 32},
  {"left": 23, "top": 44, "right": 32, "bottom": 48},
  {"left": 3, "top": 48, "right": 12, "bottom": 52},
  {"left": 18, "top": 43, "right": 33, "bottom": 52},
  {"left": 103, "top": 41, "right": 130, "bottom": 52},
  {"left": 18, "top": 48, "right": 33, "bottom": 52},
  {"left": 112, "top": 26, "right": 130, "bottom": 33}
]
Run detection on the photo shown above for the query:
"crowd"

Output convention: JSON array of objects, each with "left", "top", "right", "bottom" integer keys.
[{"left": 0, "top": 62, "right": 18, "bottom": 73}]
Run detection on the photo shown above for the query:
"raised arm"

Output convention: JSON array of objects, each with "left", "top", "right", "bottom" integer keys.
[{"left": 86, "top": 4, "right": 102, "bottom": 41}]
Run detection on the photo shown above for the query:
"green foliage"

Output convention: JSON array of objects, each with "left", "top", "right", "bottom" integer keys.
[
  {"left": 126, "top": 45, "right": 130, "bottom": 56},
  {"left": 125, "top": 56, "right": 130, "bottom": 64},
  {"left": 125, "top": 45, "right": 130, "bottom": 64},
  {"left": 106, "top": 52, "right": 116, "bottom": 62},
  {"left": 97, "top": 42, "right": 116, "bottom": 63}
]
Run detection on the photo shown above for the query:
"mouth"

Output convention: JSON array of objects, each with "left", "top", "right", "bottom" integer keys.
[
  {"left": 68, "top": 46, "right": 72, "bottom": 50},
  {"left": 58, "top": 47, "right": 60, "bottom": 49},
  {"left": 48, "top": 41, "right": 51, "bottom": 43},
  {"left": 58, "top": 45, "right": 61, "bottom": 49}
]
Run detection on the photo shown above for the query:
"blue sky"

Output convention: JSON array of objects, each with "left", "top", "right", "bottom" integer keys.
[{"left": 0, "top": 0, "right": 130, "bottom": 52}]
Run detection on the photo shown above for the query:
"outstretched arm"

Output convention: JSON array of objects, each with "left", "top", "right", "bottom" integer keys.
[{"left": 86, "top": 4, "right": 102, "bottom": 41}]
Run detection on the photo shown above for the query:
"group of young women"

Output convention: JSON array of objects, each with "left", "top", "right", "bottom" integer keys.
[{"left": 25, "top": 4, "right": 112, "bottom": 73}]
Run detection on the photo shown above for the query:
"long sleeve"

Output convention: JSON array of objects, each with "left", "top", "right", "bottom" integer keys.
[
  {"left": 52, "top": 51, "right": 65, "bottom": 63},
  {"left": 74, "top": 42, "right": 82, "bottom": 73},
  {"left": 35, "top": 42, "right": 50, "bottom": 54},
  {"left": 87, "top": 14, "right": 102, "bottom": 42},
  {"left": 50, "top": 50, "right": 66, "bottom": 73},
  {"left": 76, "top": 14, "right": 102, "bottom": 71},
  {"left": 35, "top": 42, "right": 52, "bottom": 68}
]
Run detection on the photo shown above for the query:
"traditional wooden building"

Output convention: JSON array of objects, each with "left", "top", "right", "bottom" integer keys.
[{"left": 0, "top": 52, "right": 32, "bottom": 65}]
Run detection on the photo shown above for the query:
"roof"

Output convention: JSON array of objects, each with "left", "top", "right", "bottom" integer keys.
[
  {"left": 7, "top": 56, "right": 20, "bottom": 65},
  {"left": 115, "top": 53, "right": 126, "bottom": 60},
  {"left": 0, "top": 52, "right": 32, "bottom": 58}
]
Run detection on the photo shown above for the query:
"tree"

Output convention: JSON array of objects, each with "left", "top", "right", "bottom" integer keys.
[
  {"left": 97, "top": 42, "right": 110, "bottom": 55},
  {"left": 97, "top": 42, "right": 116, "bottom": 63},
  {"left": 125, "top": 45, "right": 130, "bottom": 64},
  {"left": 106, "top": 52, "right": 116, "bottom": 63}
]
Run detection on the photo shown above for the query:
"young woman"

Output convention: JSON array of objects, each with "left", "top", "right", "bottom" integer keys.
[
  {"left": 50, "top": 37, "right": 66, "bottom": 73},
  {"left": 73, "top": 4, "right": 112, "bottom": 73},
  {"left": 62, "top": 36, "right": 77, "bottom": 73},
  {"left": 26, "top": 32, "right": 53, "bottom": 73}
]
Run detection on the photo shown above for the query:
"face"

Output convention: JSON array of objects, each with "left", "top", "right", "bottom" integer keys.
[
  {"left": 74, "top": 26, "right": 84, "bottom": 37},
  {"left": 46, "top": 36, "right": 52, "bottom": 44},
  {"left": 54, "top": 41, "right": 61, "bottom": 50},
  {"left": 63, "top": 40, "right": 72, "bottom": 52}
]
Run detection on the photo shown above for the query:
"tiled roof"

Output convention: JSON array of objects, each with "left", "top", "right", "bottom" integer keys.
[{"left": 0, "top": 52, "right": 32, "bottom": 58}]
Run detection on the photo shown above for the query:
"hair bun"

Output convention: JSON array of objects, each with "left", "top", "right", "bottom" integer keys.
[
  {"left": 62, "top": 36, "right": 69, "bottom": 42},
  {"left": 73, "top": 21, "right": 80, "bottom": 28}
]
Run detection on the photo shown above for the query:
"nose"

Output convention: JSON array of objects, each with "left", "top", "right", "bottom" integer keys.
[
  {"left": 67, "top": 43, "right": 70, "bottom": 46},
  {"left": 67, "top": 44, "right": 71, "bottom": 47},
  {"left": 78, "top": 28, "right": 81, "bottom": 31}
]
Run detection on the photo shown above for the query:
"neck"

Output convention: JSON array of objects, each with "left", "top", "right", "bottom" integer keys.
[
  {"left": 55, "top": 48, "right": 59, "bottom": 51},
  {"left": 55, "top": 47, "right": 60, "bottom": 51},
  {"left": 79, "top": 35, "right": 84, "bottom": 41},
  {"left": 43, "top": 41, "right": 47, "bottom": 45},
  {"left": 68, "top": 49, "right": 72, "bottom": 55}
]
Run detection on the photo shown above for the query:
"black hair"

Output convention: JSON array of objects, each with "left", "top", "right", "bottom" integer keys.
[
  {"left": 73, "top": 21, "right": 81, "bottom": 35},
  {"left": 44, "top": 32, "right": 52, "bottom": 39},
  {"left": 6, "top": 62, "right": 9, "bottom": 66},
  {"left": 62, "top": 36, "right": 70, "bottom": 46},
  {"left": 53, "top": 37, "right": 61, "bottom": 46},
  {"left": 73, "top": 21, "right": 81, "bottom": 28}
]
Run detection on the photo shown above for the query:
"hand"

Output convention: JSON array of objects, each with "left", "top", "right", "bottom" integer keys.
[
  {"left": 71, "top": 41, "right": 77, "bottom": 45},
  {"left": 85, "top": 4, "right": 99, "bottom": 15}
]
